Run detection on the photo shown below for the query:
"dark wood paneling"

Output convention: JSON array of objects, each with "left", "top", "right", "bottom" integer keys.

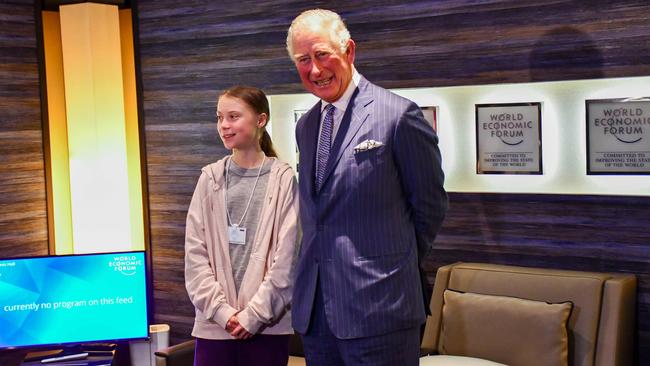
[
  {"left": 137, "top": 0, "right": 650, "bottom": 95},
  {"left": 0, "top": 0, "right": 48, "bottom": 258},
  {"left": 425, "top": 193, "right": 650, "bottom": 363},
  {"left": 135, "top": 1, "right": 650, "bottom": 362}
]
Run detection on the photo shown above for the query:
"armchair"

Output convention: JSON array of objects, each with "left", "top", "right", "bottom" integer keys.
[{"left": 419, "top": 262, "right": 636, "bottom": 366}]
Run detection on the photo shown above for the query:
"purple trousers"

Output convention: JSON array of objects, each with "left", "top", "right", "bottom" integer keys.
[{"left": 194, "top": 335, "right": 289, "bottom": 366}]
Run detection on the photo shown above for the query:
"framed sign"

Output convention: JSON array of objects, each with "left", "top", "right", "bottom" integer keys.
[
  {"left": 420, "top": 106, "right": 438, "bottom": 132},
  {"left": 476, "top": 102, "right": 542, "bottom": 174},
  {"left": 293, "top": 109, "right": 309, "bottom": 125},
  {"left": 293, "top": 109, "right": 309, "bottom": 178},
  {"left": 586, "top": 98, "right": 650, "bottom": 174}
]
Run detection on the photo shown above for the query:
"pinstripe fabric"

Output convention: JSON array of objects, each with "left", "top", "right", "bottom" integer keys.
[
  {"left": 301, "top": 278, "right": 420, "bottom": 366},
  {"left": 292, "top": 76, "right": 448, "bottom": 342},
  {"left": 302, "top": 328, "right": 420, "bottom": 366}
]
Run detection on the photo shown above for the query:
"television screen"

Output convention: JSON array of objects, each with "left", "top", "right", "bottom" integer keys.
[{"left": 0, "top": 251, "right": 149, "bottom": 349}]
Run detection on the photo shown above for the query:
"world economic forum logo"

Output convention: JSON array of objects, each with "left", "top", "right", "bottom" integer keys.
[
  {"left": 108, "top": 255, "right": 142, "bottom": 276},
  {"left": 483, "top": 112, "right": 532, "bottom": 146},
  {"left": 594, "top": 107, "right": 646, "bottom": 144}
]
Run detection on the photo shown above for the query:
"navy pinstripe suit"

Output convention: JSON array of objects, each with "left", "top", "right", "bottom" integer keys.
[{"left": 292, "top": 75, "right": 448, "bottom": 345}]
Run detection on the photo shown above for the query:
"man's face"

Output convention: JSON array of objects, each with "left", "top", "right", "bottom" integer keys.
[{"left": 291, "top": 29, "right": 355, "bottom": 103}]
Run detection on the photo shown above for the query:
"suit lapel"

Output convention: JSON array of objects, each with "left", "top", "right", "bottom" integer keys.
[{"left": 320, "top": 78, "right": 374, "bottom": 190}]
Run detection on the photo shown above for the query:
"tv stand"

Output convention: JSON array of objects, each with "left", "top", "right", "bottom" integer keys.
[
  {"left": 21, "top": 345, "right": 115, "bottom": 366},
  {"left": 41, "top": 352, "right": 88, "bottom": 363}
]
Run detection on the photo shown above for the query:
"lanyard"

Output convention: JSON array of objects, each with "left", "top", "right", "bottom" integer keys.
[{"left": 224, "top": 155, "right": 266, "bottom": 227}]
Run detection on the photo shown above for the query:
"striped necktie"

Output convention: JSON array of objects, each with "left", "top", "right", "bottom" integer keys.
[{"left": 316, "top": 104, "right": 335, "bottom": 192}]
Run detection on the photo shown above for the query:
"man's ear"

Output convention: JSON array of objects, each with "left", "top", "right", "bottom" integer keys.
[{"left": 345, "top": 39, "right": 356, "bottom": 64}]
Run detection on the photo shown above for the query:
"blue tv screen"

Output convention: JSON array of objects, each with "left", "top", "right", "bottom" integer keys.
[{"left": 0, "top": 251, "right": 149, "bottom": 349}]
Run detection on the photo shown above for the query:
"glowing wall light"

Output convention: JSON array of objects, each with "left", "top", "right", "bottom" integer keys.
[{"left": 42, "top": 3, "right": 145, "bottom": 254}]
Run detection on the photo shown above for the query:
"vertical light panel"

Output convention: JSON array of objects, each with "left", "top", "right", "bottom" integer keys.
[
  {"left": 119, "top": 9, "right": 145, "bottom": 250},
  {"left": 42, "top": 11, "right": 73, "bottom": 254},
  {"left": 59, "top": 3, "right": 132, "bottom": 253}
]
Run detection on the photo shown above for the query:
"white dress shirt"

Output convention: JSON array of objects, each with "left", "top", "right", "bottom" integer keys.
[{"left": 318, "top": 68, "right": 362, "bottom": 148}]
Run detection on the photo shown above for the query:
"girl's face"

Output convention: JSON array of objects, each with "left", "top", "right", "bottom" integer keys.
[{"left": 216, "top": 95, "right": 266, "bottom": 152}]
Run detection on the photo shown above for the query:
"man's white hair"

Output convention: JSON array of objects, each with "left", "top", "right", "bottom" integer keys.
[{"left": 286, "top": 9, "right": 351, "bottom": 60}]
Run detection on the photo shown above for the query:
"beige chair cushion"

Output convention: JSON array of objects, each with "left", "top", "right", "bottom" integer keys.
[
  {"left": 420, "top": 355, "right": 507, "bottom": 366},
  {"left": 440, "top": 290, "right": 572, "bottom": 366}
]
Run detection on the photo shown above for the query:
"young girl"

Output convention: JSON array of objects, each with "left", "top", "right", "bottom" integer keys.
[{"left": 184, "top": 86, "right": 298, "bottom": 366}]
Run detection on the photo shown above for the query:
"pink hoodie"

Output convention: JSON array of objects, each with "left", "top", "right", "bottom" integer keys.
[{"left": 185, "top": 156, "right": 299, "bottom": 339}]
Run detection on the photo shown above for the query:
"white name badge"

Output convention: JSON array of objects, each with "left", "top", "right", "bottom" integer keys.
[{"left": 228, "top": 225, "right": 246, "bottom": 245}]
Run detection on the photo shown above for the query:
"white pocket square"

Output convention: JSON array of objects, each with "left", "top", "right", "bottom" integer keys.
[{"left": 353, "top": 139, "right": 384, "bottom": 153}]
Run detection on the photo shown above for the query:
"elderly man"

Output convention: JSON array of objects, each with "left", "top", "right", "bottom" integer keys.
[{"left": 287, "top": 9, "right": 448, "bottom": 366}]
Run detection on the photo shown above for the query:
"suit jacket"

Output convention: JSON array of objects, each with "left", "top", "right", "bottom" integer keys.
[{"left": 291, "top": 76, "right": 448, "bottom": 339}]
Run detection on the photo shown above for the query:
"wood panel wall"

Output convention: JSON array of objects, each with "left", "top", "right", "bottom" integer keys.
[
  {"left": 136, "top": 0, "right": 650, "bottom": 96},
  {"left": 0, "top": 0, "right": 48, "bottom": 259}
]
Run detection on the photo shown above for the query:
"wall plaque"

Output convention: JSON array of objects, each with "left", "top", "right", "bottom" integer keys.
[
  {"left": 421, "top": 106, "right": 438, "bottom": 132},
  {"left": 476, "top": 102, "right": 542, "bottom": 174},
  {"left": 293, "top": 109, "right": 309, "bottom": 178},
  {"left": 587, "top": 98, "right": 650, "bottom": 174}
]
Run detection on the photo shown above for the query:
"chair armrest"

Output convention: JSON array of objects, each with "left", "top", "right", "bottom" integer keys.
[
  {"left": 595, "top": 274, "right": 637, "bottom": 366},
  {"left": 421, "top": 262, "right": 457, "bottom": 353},
  {"left": 154, "top": 339, "right": 195, "bottom": 366}
]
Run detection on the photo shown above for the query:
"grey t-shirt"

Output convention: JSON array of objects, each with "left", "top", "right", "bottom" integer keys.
[{"left": 225, "top": 157, "right": 273, "bottom": 294}]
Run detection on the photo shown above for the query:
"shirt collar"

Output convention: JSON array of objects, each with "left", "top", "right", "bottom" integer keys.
[{"left": 321, "top": 68, "right": 361, "bottom": 113}]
